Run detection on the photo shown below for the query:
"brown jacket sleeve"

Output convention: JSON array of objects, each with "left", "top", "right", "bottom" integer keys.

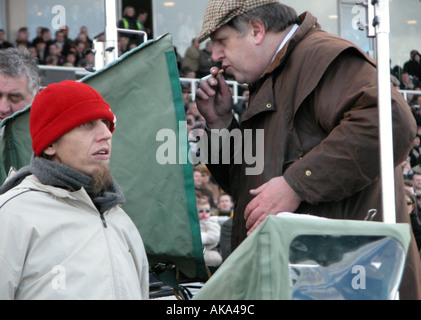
[{"left": 283, "top": 50, "right": 416, "bottom": 204}]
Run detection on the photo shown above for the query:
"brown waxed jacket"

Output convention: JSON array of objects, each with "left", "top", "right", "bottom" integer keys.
[{"left": 206, "top": 12, "right": 421, "bottom": 299}]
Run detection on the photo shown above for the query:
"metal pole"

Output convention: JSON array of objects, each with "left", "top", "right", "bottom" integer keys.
[
  {"left": 104, "top": 0, "right": 119, "bottom": 65},
  {"left": 372, "top": 0, "right": 396, "bottom": 224}
]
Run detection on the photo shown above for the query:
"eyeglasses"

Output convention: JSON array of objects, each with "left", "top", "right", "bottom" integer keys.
[{"left": 198, "top": 209, "right": 210, "bottom": 213}]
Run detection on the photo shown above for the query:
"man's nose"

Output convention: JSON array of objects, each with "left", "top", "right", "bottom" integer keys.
[
  {"left": 212, "top": 46, "right": 223, "bottom": 63},
  {"left": 97, "top": 120, "right": 113, "bottom": 140}
]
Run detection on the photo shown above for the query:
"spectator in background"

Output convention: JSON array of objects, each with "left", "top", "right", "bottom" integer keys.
[
  {"left": 404, "top": 50, "right": 421, "bottom": 82},
  {"left": 27, "top": 46, "right": 38, "bottom": 61},
  {"left": 137, "top": 8, "right": 151, "bottom": 42},
  {"left": 197, "top": 198, "right": 222, "bottom": 268},
  {"left": 75, "top": 32, "right": 92, "bottom": 50},
  {"left": 118, "top": 36, "right": 129, "bottom": 57},
  {"left": 118, "top": 6, "right": 143, "bottom": 47},
  {"left": 186, "top": 112, "right": 196, "bottom": 135},
  {"left": 412, "top": 166, "right": 421, "bottom": 209},
  {"left": 197, "top": 40, "right": 217, "bottom": 78},
  {"left": 414, "top": 94, "right": 421, "bottom": 109},
  {"left": 402, "top": 160, "right": 414, "bottom": 181},
  {"left": 409, "top": 91, "right": 421, "bottom": 125},
  {"left": 15, "top": 27, "right": 31, "bottom": 48},
  {"left": 0, "top": 48, "right": 40, "bottom": 124},
  {"left": 215, "top": 193, "right": 234, "bottom": 218},
  {"left": 401, "top": 72, "right": 419, "bottom": 90},
  {"left": 182, "top": 38, "right": 201, "bottom": 75},
  {"left": 193, "top": 166, "right": 217, "bottom": 210},
  {"left": 31, "top": 27, "right": 43, "bottom": 46},
  {"left": 45, "top": 54, "right": 58, "bottom": 66},
  {"left": 63, "top": 50, "right": 77, "bottom": 67},
  {"left": 408, "top": 134, "right": 421, "bottom": 168},
  {"left": 39, "top": 28, "right": 53, "bottom": 57},
  {"left": 0, "top": 29, "right": 13, "bottom": 49},
  {"left": 78, "top": 26, "right": 93, "bottom": 47},
  {"left": 74, "top": 39, "right": 86, "bottom": 66},
  {"left": 59, "top": 25, "right": 73, "bottom": 48},
  {"left": 47, "top": 43, "right": 65, "bottom": 66},
  {"left": 186, "top": 101, "right": 202, "bottom": 120},
  {"left": 405, "top": 189, "right": 421, "bottom": 252},
  {"left": 53, "top": 30, "right": 71, "bottom": 57},
  {"left": 34, "top": 40, "right": 47, "bottom": 65},
  {"left": 196, "top": 163, "right": 220, "bottom": 204}
]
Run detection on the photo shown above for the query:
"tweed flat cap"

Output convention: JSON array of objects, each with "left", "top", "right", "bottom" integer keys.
[{"left": 197, "top": 0, "right": 278, "bottom": 43}]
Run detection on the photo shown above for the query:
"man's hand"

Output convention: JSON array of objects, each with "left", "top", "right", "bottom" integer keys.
[
  {"left": 195, "top": 67, "right": 233, "bottom": 129},
  {"left": 244, "top": 176, "right": 302, "bottom": 235}
]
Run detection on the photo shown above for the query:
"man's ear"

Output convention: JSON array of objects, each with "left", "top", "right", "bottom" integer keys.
[
  {"left": 249, "top": 20, "right": 266, "bottom": 45},
  {"left": 43, "top": 144, "right": 56, "bottom": 157}
]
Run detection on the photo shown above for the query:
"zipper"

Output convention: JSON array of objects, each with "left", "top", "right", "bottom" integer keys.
[
  {"left": 99, "top": 211, "right": 120, "bottom": 299},
  {"left": 100, "top": 213, "right": 108, "bottom": 228}
]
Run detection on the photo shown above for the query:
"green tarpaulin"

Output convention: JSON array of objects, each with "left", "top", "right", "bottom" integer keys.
[
  {"left": 194, "top": 214, "right": 411, "bottom": 300},
  {"left": 0, "top": 34, "right": 207, "bottom": 282}
]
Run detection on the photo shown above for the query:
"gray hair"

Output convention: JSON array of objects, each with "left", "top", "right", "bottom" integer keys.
[
  {"left": 227, "top": 3, "right": 300, "bottom": 36},
  {"left": 0, "top": 48, "right": 40, "bottom": 97}
]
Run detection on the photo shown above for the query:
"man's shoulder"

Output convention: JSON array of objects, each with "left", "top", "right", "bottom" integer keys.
[
  {"left": 0, "top": 175, "right": 52, "bottom": 209},
  {"left": 296, "top": 29, "right": 372, "bottom": 64},
  {"left": 0, "top": 187, "right": 33, "bottom": 207}
]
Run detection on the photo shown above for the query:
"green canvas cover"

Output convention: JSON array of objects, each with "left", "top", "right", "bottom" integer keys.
[
  {"left": 0, "top": 34, "right": 207, "bottom": 282},
  {"left": 193, "top": 214, "right": 411, "bottom": 300}
]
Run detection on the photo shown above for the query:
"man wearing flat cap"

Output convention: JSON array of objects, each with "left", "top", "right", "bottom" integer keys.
[
  {"left": 0, "top": 80, "right": 149, "bottom": 299},
  {"left": 195, "top": 0, "right": 421, "bottom": 299}
]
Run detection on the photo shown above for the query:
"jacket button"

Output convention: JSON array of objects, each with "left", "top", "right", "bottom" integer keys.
[
  {"left": 305, "top": 170, "right": 312, "bottom": 176},
  {"left": 266, "top": 103, "right": 272, "bottom": 109}
]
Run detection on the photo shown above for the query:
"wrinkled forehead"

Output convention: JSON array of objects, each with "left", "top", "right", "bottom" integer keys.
[{"left": 0, "top": 73, "right": 31, "bottom": 95}]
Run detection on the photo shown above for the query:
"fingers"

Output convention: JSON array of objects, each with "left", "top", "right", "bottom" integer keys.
[
  {"left": 245, "top": 205, "right": 260, "bottom": 230},
  {"left": 196, "top": 85, "right": 215, "bottom": 101},
  {"left": 196, "top": 73, "right": 220, "bottom": 102},
  {"left": 249, "top": 181, "right": 267, "bottom": 196},
  {"left": 247, "top": 214, "right": 268, "bottom": 236},
  {"left": 244, "top": 193, "right": 266, "bottom": 229},
  {"left": 245, "top": 181, "right": 267, "bottom": 221}
]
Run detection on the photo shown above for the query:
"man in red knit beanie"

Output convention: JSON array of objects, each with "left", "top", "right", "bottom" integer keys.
[{"left": 0, "top": 80, "right": 149, "bottom": 300}]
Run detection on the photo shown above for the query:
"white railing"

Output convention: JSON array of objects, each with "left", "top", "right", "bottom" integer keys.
[
  {"left": 38, "top": 66, "right": 418, "bottom": 106},
  {"left": 399, "top": 90, "right": 421, "bottom": 102},
  {"left": 180, "top": 77, "right": 245, "bottom": 104},
  {"left": 38, "top": 65, "right": 246, "bottom": 103}
]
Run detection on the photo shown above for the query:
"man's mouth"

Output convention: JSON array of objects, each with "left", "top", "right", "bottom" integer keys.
[{"left": 93, "top": 148, "right": 110, "bottom": 160}]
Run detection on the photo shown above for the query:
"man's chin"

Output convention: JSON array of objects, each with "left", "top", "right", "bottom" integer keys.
[{"left": 91, "top": 163, "right": 113, "bottom": 193}]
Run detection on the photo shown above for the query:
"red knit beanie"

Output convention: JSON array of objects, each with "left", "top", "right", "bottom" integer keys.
[{"left": 30, "top": 80, "right": 116, "bottom": 156}]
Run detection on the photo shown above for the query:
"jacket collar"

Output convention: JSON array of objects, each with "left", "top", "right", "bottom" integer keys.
[
  {"left": 241, "top": 12, "right": 319, "bottom": 123},
  {"left": 263, "top": 12, "right": 319, "bottom": 76},
  {"left": 16, "top": 174, "right": 96, "bottom": 208}
]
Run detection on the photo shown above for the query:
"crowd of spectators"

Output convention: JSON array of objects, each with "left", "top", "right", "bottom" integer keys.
[
  {"left": 0, "top": 7, "right": 151, "bottom": 70},
  {"left": 0, "top": 25, "right": 99, "bottom": 68}
]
